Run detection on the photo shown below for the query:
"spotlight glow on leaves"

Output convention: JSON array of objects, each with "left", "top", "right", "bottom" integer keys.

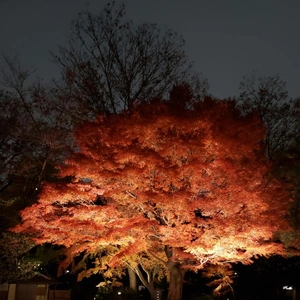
[{"left": 13, "top": 98, "right": 291, "bottom": 300}]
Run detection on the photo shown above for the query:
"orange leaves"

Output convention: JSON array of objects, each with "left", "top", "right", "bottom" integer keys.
[{"left": 14, "top": 98, "right": 292, "bottom": 277}]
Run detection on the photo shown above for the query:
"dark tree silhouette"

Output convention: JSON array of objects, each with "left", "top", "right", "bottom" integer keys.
[
  {"left": 237, "top": 72, "right": 300, "bottom": 159},
  {"left": 52, "top": 2, "right": 208, "bottom": 116}
]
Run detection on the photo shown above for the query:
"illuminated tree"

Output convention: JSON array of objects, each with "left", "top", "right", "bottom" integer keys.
[{"left": 14, "top": 98, "right": 291, "bottom": 300}]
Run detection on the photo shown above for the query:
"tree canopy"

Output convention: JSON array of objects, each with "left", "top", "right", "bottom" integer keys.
[
  {"left": 52, "top": 2, "right": 208, "bottom": 116},
  {"left": 14, "top": 97, "right": 292, "bottom": 300}
]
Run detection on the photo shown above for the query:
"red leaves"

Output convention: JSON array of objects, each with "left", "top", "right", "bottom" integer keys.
[{"left": 15, "top": 99, "right": 291, "bottom": 273}]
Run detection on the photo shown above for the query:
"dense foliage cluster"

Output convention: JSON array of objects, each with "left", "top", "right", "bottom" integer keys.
[{"left": 14, "top": 99, "right": 292, "bottom": 300}]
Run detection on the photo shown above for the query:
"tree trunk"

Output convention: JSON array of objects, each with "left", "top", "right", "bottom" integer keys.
[
  {"left": 134, "top": 265, "right": 156, "bottom": 299},
  {"left": 167, "top": 262, "right": 184, "bottom": 300},
  {"left": 148, "top": 286, "right": 157, "bottom": 300},
  {"left": 128, "top": 267, "right": 137, "bottom": 291}
]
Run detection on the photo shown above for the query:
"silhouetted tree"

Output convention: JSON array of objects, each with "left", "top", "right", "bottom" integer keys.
[
  {"left": 237, "top": 72, "right": 300, "bottom": 159},
  {"left": 0, "top": 56, "right": 73, "bottom": 215},
  {"left": 52, "top": 2, "right": 208, "bottom": 117},
  {"left": 0, "top": 57, "right": 74, "bottom": 282}
]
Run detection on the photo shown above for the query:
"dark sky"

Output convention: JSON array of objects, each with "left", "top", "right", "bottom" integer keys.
[{"left": 1, "top": 0, "right": 299, "bottom": 98}]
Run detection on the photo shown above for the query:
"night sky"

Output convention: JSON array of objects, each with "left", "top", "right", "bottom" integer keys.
[{"left": 1, "top": 0, "right": 299, "bottom": 99}]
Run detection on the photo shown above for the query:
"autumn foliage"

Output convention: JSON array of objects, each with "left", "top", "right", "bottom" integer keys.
[{"left": 14, "top": 98, "right": 291, "bottom": 299}]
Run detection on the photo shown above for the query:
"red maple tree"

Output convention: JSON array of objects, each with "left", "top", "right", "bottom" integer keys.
[{"left": 14, "top": 98, "right": 291, "bottom": 300}]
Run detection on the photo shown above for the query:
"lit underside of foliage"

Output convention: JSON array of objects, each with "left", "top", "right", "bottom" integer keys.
[{"left": 13, "top": 98, "right": 291, "bottom": 300}]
